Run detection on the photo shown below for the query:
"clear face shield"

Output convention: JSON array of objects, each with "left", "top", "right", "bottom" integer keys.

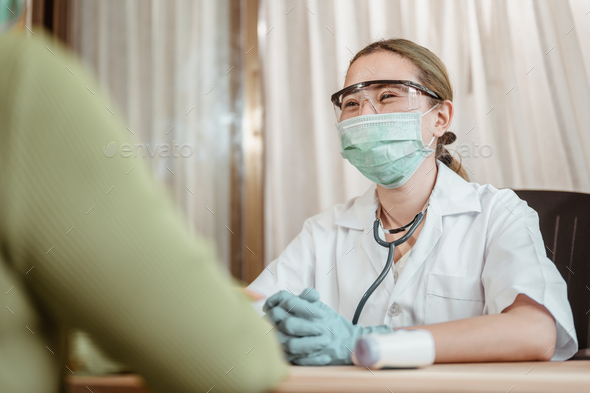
[{"left": 330, "top": 80, "right": 441, "bottom": 123}]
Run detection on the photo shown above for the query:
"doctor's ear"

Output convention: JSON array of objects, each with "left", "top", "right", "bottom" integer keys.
[{"left": 431, "top": 100, "right": 453, "bottom": 137}]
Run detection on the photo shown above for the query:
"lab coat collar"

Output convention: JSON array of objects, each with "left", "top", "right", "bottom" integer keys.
[
  {"left": 333, "top": 185, "right": 379, "bottom": 231},
  {"left": 429, "top": 161, "right": 482, "bottom": 217},
  {"left": 334, "top": 160, "right": 481, "bottom": 231}
]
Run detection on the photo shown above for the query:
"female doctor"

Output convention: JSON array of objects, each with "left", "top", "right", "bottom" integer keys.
[{"left": 248, "top": 39, "right": 577, "bottom": 365}]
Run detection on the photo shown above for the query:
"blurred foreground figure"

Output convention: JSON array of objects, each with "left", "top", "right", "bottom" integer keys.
[{"left": 0, "top": 16, "right": 287, "bottom": 393}]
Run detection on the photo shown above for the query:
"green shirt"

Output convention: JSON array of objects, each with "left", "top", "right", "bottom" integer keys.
[{"left": 0, "top": 30, "right": 288, "bottom": 393}]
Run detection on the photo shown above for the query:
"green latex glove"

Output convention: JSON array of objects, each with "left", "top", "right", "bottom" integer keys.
[{"left": 263, "top": 288, "right": 393, "bottom": 365}]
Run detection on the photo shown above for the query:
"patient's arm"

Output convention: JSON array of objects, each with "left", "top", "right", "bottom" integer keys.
[{"left": 0, "top": 31, "right": 288, "bottom": 393}]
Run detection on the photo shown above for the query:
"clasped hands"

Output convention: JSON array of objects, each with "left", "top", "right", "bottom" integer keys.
[{"left": 263, "top": 288, "right": 392, "bottom": 365}]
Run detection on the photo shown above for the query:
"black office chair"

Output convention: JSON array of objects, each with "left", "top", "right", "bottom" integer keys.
[{"left": 514, "top": 190, "right": 590, "bottom": 359}]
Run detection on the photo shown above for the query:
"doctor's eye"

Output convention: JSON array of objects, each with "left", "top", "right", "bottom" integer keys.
[
  {"left": 379, "top": 92, "right": 397, "bottom": 101},
  {"left": 379, "top": 88, "right": 402, "bottom": 102},
  {"left": 343, "top": 100, "right": 359, "bottom": 109}
]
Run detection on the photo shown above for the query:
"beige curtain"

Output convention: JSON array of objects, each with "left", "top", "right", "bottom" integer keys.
[
  {"left": 260, "top": 0, "right": 590, "bottom": 265},
  {"left": 70, "top": 0, "right": 235, "bottom": 268}
]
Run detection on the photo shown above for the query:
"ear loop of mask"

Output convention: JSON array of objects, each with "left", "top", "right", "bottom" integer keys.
[{"left": 421, "top": 103, "right": 440, "bottom": 151}]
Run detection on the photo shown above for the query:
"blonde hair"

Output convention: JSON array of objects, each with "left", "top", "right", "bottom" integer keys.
[{"left": 349, "top": 38, "right": 468, "bottom": 181}]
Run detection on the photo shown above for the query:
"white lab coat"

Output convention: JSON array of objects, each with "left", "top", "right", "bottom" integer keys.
[{"left": 249, "top": 161, "right": 578, "bottom": 360}]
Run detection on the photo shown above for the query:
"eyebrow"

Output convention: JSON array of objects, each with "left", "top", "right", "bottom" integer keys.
[{"left": 341, "top": 83, "right": 393, "bottom": 98}]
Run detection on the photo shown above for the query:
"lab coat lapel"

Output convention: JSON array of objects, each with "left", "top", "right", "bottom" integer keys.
[
  {"left": 388, "top": 199, "right": 443, "bottom": 303},
  {"left": 359, "top": 222, "right": 393, "bottom": 279},
  {"left": 335, "top": 184, "right": 393, "bottom": 282},
  {"left": 387, "top": 162, "right": 481, "bottom": 302},
  {"left": 336, "top": 185, "right": 388, "bottom": 278}
]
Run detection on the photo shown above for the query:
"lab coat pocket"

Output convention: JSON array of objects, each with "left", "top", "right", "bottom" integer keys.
[{"left": 424, "top": 273, "right": 485, "bottom": 325}]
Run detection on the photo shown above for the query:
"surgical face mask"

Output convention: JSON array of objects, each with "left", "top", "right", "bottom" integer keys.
[{"left": 336, "top": 104, "right": 438, "bottom": 189}]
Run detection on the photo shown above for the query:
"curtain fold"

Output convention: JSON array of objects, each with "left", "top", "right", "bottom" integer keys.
[
  {"left": 260, "top": 0, "right": 590, "bottom": 265},
  {"left": 70, "top": 0, "right": 234, "bottom": 268}
]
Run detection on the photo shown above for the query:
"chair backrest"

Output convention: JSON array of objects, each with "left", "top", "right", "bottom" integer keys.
[{"left": 514, "top": 190, "right": 590, "bottom": 350}]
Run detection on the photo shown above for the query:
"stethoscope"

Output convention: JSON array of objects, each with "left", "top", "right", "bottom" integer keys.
[{"left": 351, "top": 201, "right": 429, "bottom": 325}]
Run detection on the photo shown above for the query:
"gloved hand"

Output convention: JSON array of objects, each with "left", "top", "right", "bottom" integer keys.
[{"left": 263, "top": 288, "right": 393, "bottom": 365}]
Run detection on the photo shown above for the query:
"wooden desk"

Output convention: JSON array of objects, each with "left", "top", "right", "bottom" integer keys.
[
  {"left": 275, "top": 361, "right": 590, "bottom": 393},
  {"left": 68, "top": 374, "right": 150, "bottom": 393},
  {"left": 67, "top": 361, "right": 590, "bottom": 393}
]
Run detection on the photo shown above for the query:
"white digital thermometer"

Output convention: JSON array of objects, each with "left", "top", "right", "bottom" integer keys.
[{"left": 353, "top": 329, "right": 436, "bottom": 369}]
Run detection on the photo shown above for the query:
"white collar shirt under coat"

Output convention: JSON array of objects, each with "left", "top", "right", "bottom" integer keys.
[{"left": 249, "top": 161, "right": 578, "bottom": 360}]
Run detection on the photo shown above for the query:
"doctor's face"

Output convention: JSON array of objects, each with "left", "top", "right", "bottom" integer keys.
[{"left": 344, "top": 51, "right": 443, "bottom": 146}]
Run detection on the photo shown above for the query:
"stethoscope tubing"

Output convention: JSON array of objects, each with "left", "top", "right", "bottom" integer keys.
[{"left": 352, "top": 211, "right": 426, "bottom": 325}]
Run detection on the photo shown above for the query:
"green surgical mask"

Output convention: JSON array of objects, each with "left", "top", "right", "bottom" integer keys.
[
  {"left": 336, "top": 105, "right": 438, "bottom": 189},
  {"left": 0, "top": 0, "right": 24, "bottom": 33}
]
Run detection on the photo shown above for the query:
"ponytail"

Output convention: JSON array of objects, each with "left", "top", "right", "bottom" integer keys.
[{"left": 435, "top": 131, "right": 469, "bottom": 181}]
